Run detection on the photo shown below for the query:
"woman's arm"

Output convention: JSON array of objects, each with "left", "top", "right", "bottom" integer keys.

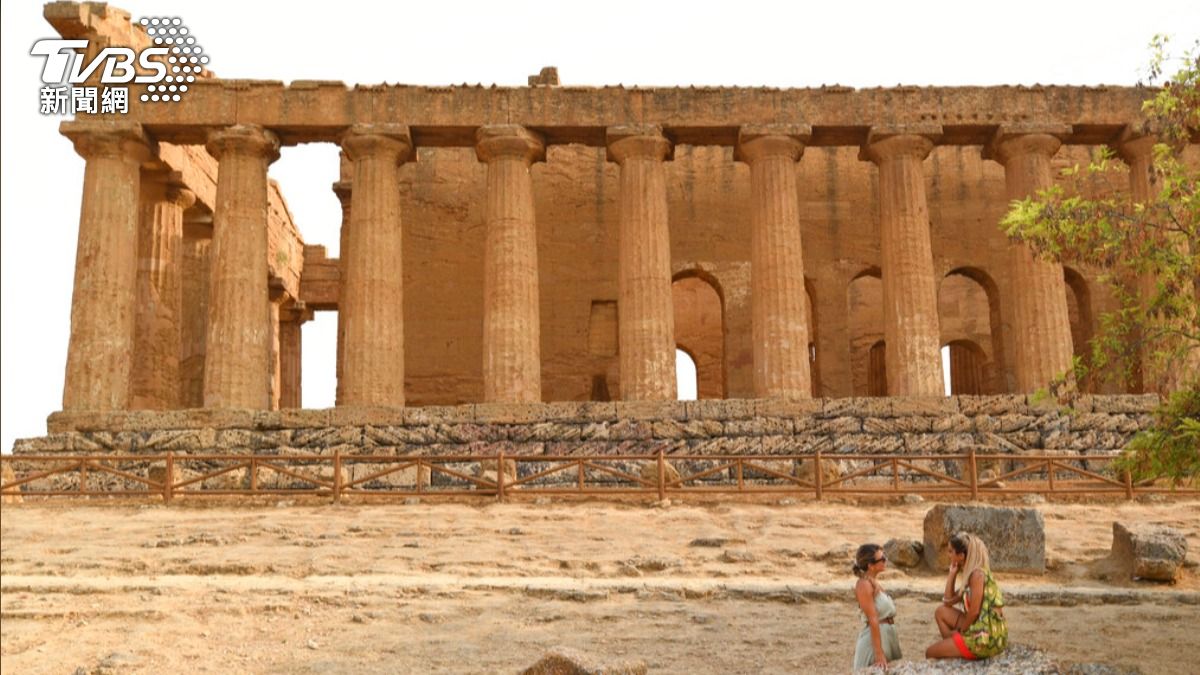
[
  {"left": 855, "top": 579, "right": 888, "bottom": 666},
  {"left": 942, "top": 560, "right": 960, "bottom": 605},
  {"left": 954, "top": 570, "right": 985, "bottom": 631}
]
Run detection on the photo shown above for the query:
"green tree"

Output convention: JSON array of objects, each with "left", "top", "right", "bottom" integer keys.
[{"left": 1001, "top": 36, "right": 1199, "bottom": 485}]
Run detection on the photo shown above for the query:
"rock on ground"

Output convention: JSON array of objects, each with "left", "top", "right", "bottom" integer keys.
[
  {"left": 1110, "top": 521, "right": 1188, "bottom": 582},
  {"left": 884, "top": 538, "right": 924, "bottom": 568},
  {"left": 923, "top": 504, "right": 1045, "bottom": 573},
  {"left": 521, "top": 647, "right": 647, "bottom": 675}
]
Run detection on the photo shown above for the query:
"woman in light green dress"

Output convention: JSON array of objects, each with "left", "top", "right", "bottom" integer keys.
[{"left": 852, "top": 543, "right": 902, "bottom": 671}]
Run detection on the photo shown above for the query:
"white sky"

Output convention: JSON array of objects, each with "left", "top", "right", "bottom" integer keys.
[{"left": 2, "top": 0, "right": 1198, "bottom": 453}]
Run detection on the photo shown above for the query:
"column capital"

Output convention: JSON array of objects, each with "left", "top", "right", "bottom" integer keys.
[
  {"left": 982, "top": 123, "right": 1070, "bottom": 164},
  {"left": 735, "top": 124, "right": 811, "bottom": 163},
  {"left": 340, "top": 123, "right": 412, "bottom": 163},
  {"left": 475, "top": 125, "right": 546, "bottom": 164},
  {"left": 1111, "top": 126, "right": 1157, "bottom": 164},
  {"left": 606, "top": 124, "right": 673, "bottom": 163},
  {"left": 206, "top": 124, "right": 280, "bottom": 163},
  {"left": 60, "top": 120, "right": 153, "bottom": 163},
  {"left": 858, "top": 124, "right": 941, "bottom": 164},
  {"left": 280, "top": 302, "right": 314, "bottom": 324},
  {"left": 165, "top": 185, "right": 197, "bottom": 210},
  {"left": 332, "top": 180, "right": 352, "bottom": 207}
]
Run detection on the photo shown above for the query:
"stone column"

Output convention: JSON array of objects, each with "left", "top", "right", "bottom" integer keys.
[
  {"left": 179, "top": 226, "right": 211, "bottom": 408},
  {"left": 736, "top": 125, "right": 814, "bottom": 399},
  {"left": 333, "top": 156, "right": 352, "bottom": 405},
  {"left": 475, "top": 125, "right": 546, "bottom": 402},
  {"left": 60, "top": 121, "right": 153, "bottom": 411},
  {"left": 986, "top": 126, "right": 1073, "bottom": 392},
  {"left": 861, "top": 127, "right": 945, "bottom": 396},
  {"left": 1115, "top": 132, "right": 1157, "bottom": 393},
  {"left": 278, "top": 305, "right": 311, "bottom": 409},
  {"left": 607, "top": 125, "right": 676, "bottom": 401},
  {"left": 338, "top": 124, "right": 411, "bottom": 406},
  {"left": 202, "top": 125, "right": 280, "bottom": 409},
  {"left": 131, "top": 178, "right": 194, "bottom": 409}
]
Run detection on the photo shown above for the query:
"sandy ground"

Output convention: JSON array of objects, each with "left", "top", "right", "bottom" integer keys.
[{"left": 2, "top": 496, "right": 1198, "bottom": 674}]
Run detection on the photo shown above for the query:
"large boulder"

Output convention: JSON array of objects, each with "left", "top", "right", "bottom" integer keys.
[
  {"left": 923, "top": 504, "right": 1045, "bottom": 573},
  {"left": 796, "top": 457, "right": 843, "bottom": 486},
  {"left": 1110, "top": 522, "right": 1188, "bottom": 582},
  {"left": 639, "top": 460, "right": 681, "bottom": 486},
  {"left": 1, "top": 463, "right": 22, "bottom": 504},
  {"left": 521, "top": 647, "right": 647, "bottom": 675},
  {"left": 884, "top": 538, "right": 924, "bottom": 568}
]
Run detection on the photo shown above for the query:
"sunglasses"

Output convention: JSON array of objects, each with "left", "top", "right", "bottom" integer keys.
[{"left": 873, "top": 555, "right": 887, "bottom": 564}]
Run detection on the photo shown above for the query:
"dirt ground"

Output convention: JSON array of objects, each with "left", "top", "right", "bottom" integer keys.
[{"left": 2, "top": 496, "right": 1198, "bottom": 674}]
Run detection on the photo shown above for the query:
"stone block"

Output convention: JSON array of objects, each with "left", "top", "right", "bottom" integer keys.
[
  {"left": 1109, "top": 522, "right": 1188, "bottom": 582},
  {"left": 863, "top": 416, "right": 934, "bottom": 434},
  {"left": 958, "top": 395, "right": 1028, "bottom": 416},
  {"left": 510, "top": 422, "right": 583, "bottom": 443},
  {"left": 276, "top": 408, "right": 333, "bottom": 428},
  {"left": 431, "top": 423, "right": 507, "bottom": 444},
  {"left": 540, "top": 401, "right": 617, "bottom": 423},
  {"left": 327, "top": 406, "right": 405, "bottom": 427},
  {"left": 888, "top": 396, "right": 959, "bottom": 417},
  {"left": 403, "top": 405, "right": 475, "bottom": 425},
  {"left": 520, "top": 646, "right": 647, "bottom": 675},
  {"left": 291, "top": 426, "right": 363, "bottom": 449},
  {"left": 690, "top": 437, "right": 754, "bottom": 454},
  {"left": 883, "top": 538, "right": 924, "bottom": 568},
  {"left": 614, "top": 400, "right": 688, "bottom": 420},
  {"left": 1070, "top": 413, "right": 1142, "bottom": 433},
  {"left": 347, "top": 459, "right": 431, "bottom": 490},
  {"left": 813, "top": 416, "right": 862, "bottom": 434},
  {"left": 902, "top": 434, "right": 946, "bottom": 453},
  {"left": 923, "top": 504, "right": 1045, "bottom": 573},
  {"left": 932, "top": 414, "right": 975, "bottom": 433},
  {"left": 545, "top": 440, "right": 616, "bottom": 456},
  {"left": 822, "top": 397, "right": 887, "bottom": 418},
  {"left": 688, "top": 398, "right": 756, "bottom": 420},
  {"left": 1090, "top": 394, "right": 1160, "bottom": 414},
  {"left": 607, "top": 419, "right": 653, "bottom": 440},
  {"left": 833, "top": 434, "right": 903, "bottom": 453},
  {"left": 752, "top": 398, "right": 823, "bottom": 418},
  {"left": 363, "top": 425, "right": 436, "bottom": 447},
  {"left": 724, "top": 418, "right": 792, "bottom": 437},
  {"left": 474, "top": 402, "right": 549, "bottom": 424},
  {"left": 578, "top": 422, "right": 612, "bottom": 441}
]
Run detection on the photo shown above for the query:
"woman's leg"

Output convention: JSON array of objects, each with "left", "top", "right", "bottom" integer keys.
[
  {"left": 933, "top": 604, "right": 962, "bottom": 639},
  {"left": 926, "top": 636, "right": 966, "bottom": 660}
]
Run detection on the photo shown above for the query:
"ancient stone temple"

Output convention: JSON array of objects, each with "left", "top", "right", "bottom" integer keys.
[{"left": 12, "top": 1, "right": 1176, "bottom": 462}]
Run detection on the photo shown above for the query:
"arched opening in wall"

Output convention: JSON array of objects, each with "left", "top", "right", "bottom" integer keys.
[
  {"left": 868, "top": 340, "right": 887, "bottom": 397},
  {"left": 672, "top": 271, "right": 725, "bottom": 399},
  {"left": 270, "top": 142, "right": 345, "bottom": 409},
  {"left": 941, "top": 340, "right": 987, "bottom": 395},
  {"left": 676, "top": 348, "right": 699, "bottom": 401},
  {"left": 848, "top": 269, "right": 884, "bottom": 396},
  {"left": 1063, "top": 267, "right": 1094, "bottom": 389},
  {"left": 938, "top": 269, "right": 1002, "bottom": 393}
]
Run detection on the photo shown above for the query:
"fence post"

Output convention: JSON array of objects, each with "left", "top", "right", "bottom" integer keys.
[
  {"left": 497, "top": 450, "right": 506, "bottom": 502},
  {"left": 164, "top": 453, "right": 174, "bottom": 504},
  {"left": 968, "top": 448, "right": 979, "bottom": 501},
  {"left": 657, "top": 449, "right": 666, "bottom": 501},
  {"left": 814, "top": 450, "right": 823, "bottom": 501},
  {"left": 333, "top": 451, "right": 342, "bottom": 504},
  {"left": 1124, "top": 469, "right": 1134, "bottom": 500}
]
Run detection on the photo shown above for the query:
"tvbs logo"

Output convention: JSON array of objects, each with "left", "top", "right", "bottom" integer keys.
[{"left": 30, "top": 40, "right": 169, "bottom": 85}]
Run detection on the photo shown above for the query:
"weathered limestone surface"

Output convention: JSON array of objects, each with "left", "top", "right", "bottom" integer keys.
[
  {"left": 60, "top": 121, "right": 152, "bottom": 411},
  {"left": 338, "top": 125, "right": 411, "bottom": 406},
  {"left": 1110, "top": 522, "right": 1189, "bottom": 582},
  {"left": 202, "top": 125, "right": 280, "bottom": 410},
  {"left": 477, "top": 125, "right": 546, "bottom": 403},
  {"left": 923, "top": 503, "right": 1046, "bottom": 573}
]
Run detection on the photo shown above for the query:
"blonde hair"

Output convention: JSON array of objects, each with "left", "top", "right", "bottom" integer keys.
[{"left": 950, "top": 532, "right": 991, "bottom": 591}]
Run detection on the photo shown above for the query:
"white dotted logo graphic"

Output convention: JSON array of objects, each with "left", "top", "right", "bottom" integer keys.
[{"left": 137, "top": 17, "right": 209, "bottom": 103}]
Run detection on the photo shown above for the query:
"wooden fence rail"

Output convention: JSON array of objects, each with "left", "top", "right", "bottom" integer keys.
[{"left": 1, "top": 449, "right": 1195, "bottom": 503}]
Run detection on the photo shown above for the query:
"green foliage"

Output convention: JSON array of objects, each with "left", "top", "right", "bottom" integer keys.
[
  {"left": 1112, "top": 388, "right": 1200, "bottom": 487},
  {"left": 1001, "top": 36, "right": 1200, "bottom": 483}
]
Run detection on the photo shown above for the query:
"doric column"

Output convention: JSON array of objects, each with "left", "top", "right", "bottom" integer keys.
[
  {"left": 60, "top": 121, "right": 153, "bottom": 411},
  {"left": 338, "top": 124, "right": 411, "bottom": 406},
  {"left": 132, "top": 178, "right": 194, "bottom": 409},
  {"left": 1115, "top": 132, "right": 1157, "bottom": 393},
  {"left": 179, "top": 226, "right": 211, "bottom": 408},
  {"left": 278, "top": 304, "right": 311, "bottom": 409},
  {"left": 333, "top": 154, "right": 352, "bottom": 405},
  {"left": 861, "top": 126, "right": 946, "bottom": 396},
  {"left": 476, "top": 125, "right": 546, "bottom": 402},
  {"left": 736, "top": 125, "right": 814, "bottom": 399},
  {"left": 985, "top": 125, "right": 1073, "bottom": 392},
  {"left": 202, "top": 125, "right": 280, "bottom": 409},
  {"left": 607, "top": 125, "right": 676, "bottom": 401}
]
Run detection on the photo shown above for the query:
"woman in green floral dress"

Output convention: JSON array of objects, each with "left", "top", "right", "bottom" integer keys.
[{"left": 925, "top": 532, "right": 1008, "bottom": 660}]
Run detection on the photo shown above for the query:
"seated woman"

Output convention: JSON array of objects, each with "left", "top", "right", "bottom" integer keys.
[
  {"left": 925, "top": 532, "right": 1008, "bottom": 661},
  {"left": 852, "top": 543, "right": 902, "bottom": 671}
]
